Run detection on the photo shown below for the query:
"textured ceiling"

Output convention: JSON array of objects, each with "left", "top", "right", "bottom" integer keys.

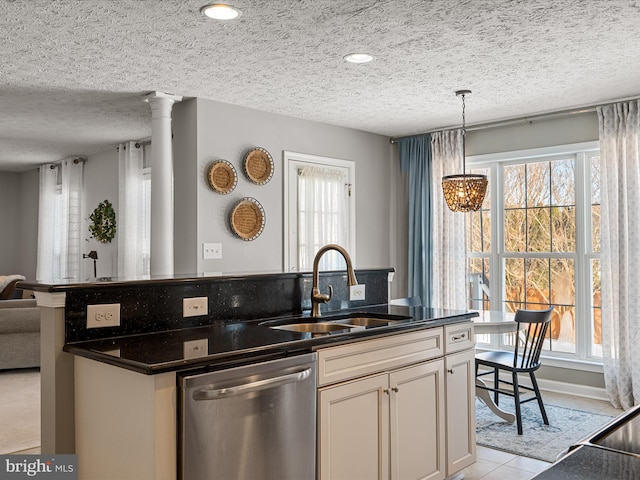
[{"left": 1, "top": 0, "right": 640, "bottom": 171}]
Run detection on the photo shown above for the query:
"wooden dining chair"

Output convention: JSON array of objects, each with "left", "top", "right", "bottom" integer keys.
[{"left": 475, "top": 307, "right": 553, "bottom": 435}]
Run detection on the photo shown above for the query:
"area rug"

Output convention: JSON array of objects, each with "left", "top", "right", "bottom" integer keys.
[
  {"left": 0, "top": 369, "right": 40, "bottom": 454},
  {"left": 475, "top": 399, "right": 614, "bottom": 462}
]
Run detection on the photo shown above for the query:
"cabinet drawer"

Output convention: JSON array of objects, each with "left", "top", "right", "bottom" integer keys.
[
  {"left": 317, "top": 328, "right": 444, "bottom": 387},
  {"left": 444, "top": 322, "right": 474, "bottom": 354}
]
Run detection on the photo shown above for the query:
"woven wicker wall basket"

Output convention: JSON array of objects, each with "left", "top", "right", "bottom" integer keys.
[
  {"left": 230, "top": 197, "right": 265, "bottom": 241},
  {"left": 207, "top": 160, "right": 238, "bottom": 194},
  {"left": 243, "top": 147, "right": 274, "bottom": 185}
]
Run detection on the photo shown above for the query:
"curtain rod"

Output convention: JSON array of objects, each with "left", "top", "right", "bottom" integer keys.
[
  {"left": 36, "top": 157, "right": 86, "bottom": 171},
  {"left": 389, "top": 95, "right": 640, "bottom": 144},
  {"left": 43, "top": 157, "right": 86, "bottom": 167}
]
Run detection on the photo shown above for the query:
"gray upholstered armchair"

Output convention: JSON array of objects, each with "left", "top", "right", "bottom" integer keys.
[{"left": 0, "top": 299, "right": 40, "bottom": 369}]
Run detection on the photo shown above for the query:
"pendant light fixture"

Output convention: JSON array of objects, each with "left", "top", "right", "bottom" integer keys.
[{"left": 441, "top": 90, "right": 488, "bottom": 212}]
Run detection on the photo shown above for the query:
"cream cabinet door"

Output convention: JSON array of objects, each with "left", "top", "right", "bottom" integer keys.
[
  {"left": 445, "top": 348, "right": 476, "bottom": 476},
  {"left": 318, "top": 374, "right": 390, "bottom": 480},
  {"left": 390, "top": 360, "right": 446, "bottom": 480}
]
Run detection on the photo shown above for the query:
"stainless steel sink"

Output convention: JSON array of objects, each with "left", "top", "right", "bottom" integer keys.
[
  {"left": 263, "top": 312, "right": 412, "bottom": 336},
  {"left": 324, "top": 312, "right": 411, "bottom": 327},
  {"left": 269, "top": 323, "right": 354, "bottom": 334},
  {"left": 327, "top": 317, "right": 397, "bottom": 327}
]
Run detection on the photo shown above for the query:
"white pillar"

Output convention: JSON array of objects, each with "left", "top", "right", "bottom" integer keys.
[{"left": 143, "top": 91, "right": 182, "bottom": 276}]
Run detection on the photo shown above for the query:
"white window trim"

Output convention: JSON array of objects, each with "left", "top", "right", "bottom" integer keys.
[
  {"left": 468, "top": 141, "right": 602, "bottom": 368},
  {"left": 283, "top": 151, "right": 356, "bottom": 272}
]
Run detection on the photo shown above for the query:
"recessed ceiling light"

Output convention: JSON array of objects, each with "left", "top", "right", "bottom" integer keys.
[
  {"left": 343, "top": 53, "right": 374, "bottom": 64},
  {"left": 200, "top": 3, "right": 242, "bottom": 20}
]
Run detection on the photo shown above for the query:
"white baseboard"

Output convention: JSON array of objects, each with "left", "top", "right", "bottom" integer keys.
[
  {"left": 478, "top": 368, "right": 609, "bottom": 401},
  {"left": 535, "top": 377, "right": 609, "bottom": 401}
]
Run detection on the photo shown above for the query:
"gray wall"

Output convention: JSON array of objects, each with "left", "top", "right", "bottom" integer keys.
[
  {"left": 0, "top": 170, "right": 38, "bottom": 281},
  {"left": 173, "top": 98, "right": 402, "bottom": 295},
  {"left": 0, "top": 172, "right": 22, "bottom": 274},
  {"left": 466, "top": 111, "right": 599, "bottom": 155},
  {"left": 82, "top": 148, "right": 119, "bottom": 280},
  {"left": 18, "top": 170, "right": 39, "bottom": 281},
  {"left": 173, "top": 99, "right": 199, "bottom": 275}
]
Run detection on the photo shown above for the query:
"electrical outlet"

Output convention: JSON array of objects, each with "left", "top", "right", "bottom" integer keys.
[
  {"left": 87, "top": 303, "right": 121, "bottom": 328},
  {"left": 184, "top": 339, "right": 208, "bottom": 359},
  {"left": 203, "top": 242, "right": 222, "bottom": 260},
  {"left": 350, "top": 284, "right": 366, "bottom": 301},
  {"left": 183, "top": 297, "right": 208, "bottom": 317}
]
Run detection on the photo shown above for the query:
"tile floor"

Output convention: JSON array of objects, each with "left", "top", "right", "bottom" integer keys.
[{"left": 458, "top": 391, "right": 623, "bottom": 480}]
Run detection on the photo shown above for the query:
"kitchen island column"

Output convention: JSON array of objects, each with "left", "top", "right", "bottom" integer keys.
[{"left": 143, "top": 91, "right": 182, "bottom": 276}]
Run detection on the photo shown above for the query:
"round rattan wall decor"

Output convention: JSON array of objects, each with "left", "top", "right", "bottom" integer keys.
[
  {"left": 243, "top": 147, "right": 274, "bottom": 185},
  {"left": 207, "top": 160, "right": 237, "bottom": 194},
  {"left": 230, "top": 197, "right": 265, "bottom": 241}
]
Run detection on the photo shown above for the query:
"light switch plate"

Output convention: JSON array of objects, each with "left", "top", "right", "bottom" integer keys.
[
  {"left": 183, "top": 297, "right": 208, "bottom": 317},
  {"left": 203, "top": 242, "right": 222, "bottom": 260},
  {"left": 350, "top": 284, "right": 366, "bottom": 301}
]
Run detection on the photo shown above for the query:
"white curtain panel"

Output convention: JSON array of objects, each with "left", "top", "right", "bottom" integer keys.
[
  {"left": 36, "top": 160, "right": 84, "bottom": 282},
  {"left": 117, "top": 142, "right": 147, "bottom": 278},
  {"left": 297, "top": 166, "right": 349, "bottom": 271},
  {"left": 36, "top": 164, "right": 58, "bottom": 282},
  {"left": 431, "top": 130, "right": 466, "bottom": 310},
  {"left": 60, "top": 159, "right": 83, "bottom": 281},
  {"left": 598, "top": 100, "right": 640, "bottom": 409}
]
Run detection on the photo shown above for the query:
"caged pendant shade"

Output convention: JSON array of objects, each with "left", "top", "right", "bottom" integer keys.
[{"left": 441, "top": 90, "right": 488, "bottom": 212}]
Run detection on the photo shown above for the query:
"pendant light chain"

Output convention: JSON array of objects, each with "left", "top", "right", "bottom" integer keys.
[
  {"left": 461, "top": 91, "right": 467, "bottom": 177},
  {"left": 461, "top": 92, "right": 470, "bottom": 199}
]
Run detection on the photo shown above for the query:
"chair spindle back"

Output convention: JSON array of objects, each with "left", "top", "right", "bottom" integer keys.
[{"left": 513, "top": 307, "right": 553, "bottom": 370}]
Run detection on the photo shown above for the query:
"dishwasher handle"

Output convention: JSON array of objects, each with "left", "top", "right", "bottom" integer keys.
[{"left": 192, "top": 367, "right": 312, "bottom": 400}]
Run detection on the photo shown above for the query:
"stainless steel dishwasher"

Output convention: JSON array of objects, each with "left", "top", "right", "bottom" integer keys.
[{"left": 178, "top": 352, "right": 317, "bottom": 480}]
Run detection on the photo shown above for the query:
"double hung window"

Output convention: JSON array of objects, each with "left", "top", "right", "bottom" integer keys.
[
  {"left": 284, "top": 151, "right": 355, "bottom": 272},
  {"left": 467, "top": 142, "right": 601, "bottom": 363}
]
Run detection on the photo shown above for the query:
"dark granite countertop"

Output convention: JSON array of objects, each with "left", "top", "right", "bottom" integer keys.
[
  {"left": 64, "top": 305, "right": 476, "bottom": 375},
  {"left": 533, "top": 404, "right": 640, "bottom": 479},
  {"left": 532, "top": 445, "right": 640, "bottom": 479}
]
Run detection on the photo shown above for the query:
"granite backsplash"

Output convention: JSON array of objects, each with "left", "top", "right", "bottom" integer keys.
[{"left": 64, "top": 269, "right": 393, "bottom": 343}]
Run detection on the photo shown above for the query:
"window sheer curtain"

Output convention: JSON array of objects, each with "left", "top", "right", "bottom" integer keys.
[
  {"left": 297, "top": 166, "right": 349, "bottom": 271},
  {"left": 431, "top": 130, "right": 466, "bottom": 310},
  {"left": 36, "top": 159, "right": 84, "bottom": 282},
  {"left": 397, "top": 134, "right": 432, "bottom": 307},
  {"left": 598, "top": 100, "right": 640, "bottom": 409},
  {"left": 117, "top": 141, "right": 148, "bottom": 278}
]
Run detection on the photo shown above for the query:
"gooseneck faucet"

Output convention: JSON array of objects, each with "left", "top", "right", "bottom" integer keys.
[{"left": 311, "top": 244, "right": 358, "bottom": 318}]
